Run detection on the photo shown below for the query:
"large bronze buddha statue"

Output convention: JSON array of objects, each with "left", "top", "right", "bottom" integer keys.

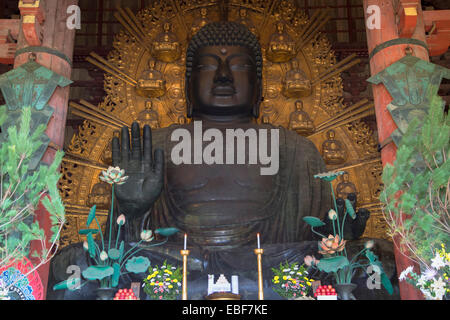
[{"left": 48, "top": 22, "right": 397, "bottom": 300}]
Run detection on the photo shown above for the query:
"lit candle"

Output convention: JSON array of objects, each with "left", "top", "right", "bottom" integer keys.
[
  {"left": 184, "top": 233, "right": 187, "bottom": 250},
  {"left": 257, "top": 233, "right": 260, "bottom": 249}
]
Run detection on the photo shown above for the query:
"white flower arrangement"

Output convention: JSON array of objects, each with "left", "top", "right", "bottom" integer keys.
[{"left": 399, "top": 244, "right": 450, "bottom": 300}]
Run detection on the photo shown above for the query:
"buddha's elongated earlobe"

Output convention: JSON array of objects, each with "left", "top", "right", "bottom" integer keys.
[
  {"left": 252, "top": 81, "right": 262, "bottom": 118},
  {"left": 185, "top": 78, "right": 193, "bottom": 118}
]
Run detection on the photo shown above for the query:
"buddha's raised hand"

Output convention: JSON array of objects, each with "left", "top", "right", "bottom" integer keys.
[{"left": 112, "top": 122, "right": 164, "bottom": 217}]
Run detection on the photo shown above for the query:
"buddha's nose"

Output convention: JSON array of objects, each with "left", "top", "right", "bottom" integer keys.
[{"left": 214, "top": 60, "right": 233, "bottom": 84}]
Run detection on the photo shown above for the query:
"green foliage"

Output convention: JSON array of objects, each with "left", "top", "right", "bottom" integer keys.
[
  {"left": 82, "top": 265, "right": 114, "bottom": 280},
  {"left": 125, "top": 256, "right": 151, "bottom": 274},
  {"left": 302, "top": 216, "right": 326, "bottom": 227},
  {"left": 0, "top": 107, "right": 65, "bottom": 270},
  {"left": 381, "top": 90, "right": 450, "bottom": 266},
  {"left": 317, "top": 256, "right": 350, "bottom": 273}
]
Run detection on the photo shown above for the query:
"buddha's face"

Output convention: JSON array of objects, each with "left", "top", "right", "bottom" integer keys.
[{"left": 188, "top": 45, "right": 260, "bottom": 117}]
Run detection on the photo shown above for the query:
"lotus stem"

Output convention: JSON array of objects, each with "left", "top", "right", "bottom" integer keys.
[
  {"left": 330, "top": 182, "right": 341, "bottom": 239},
  {"left": 94, "top": 217, "right": 105, "bottom": 252},
  {"left": 311, "top": 227, "right": 326, "bottom": 238},
  {"left": 109, "top": 184, "right": 115, "bottom": 251},
  {"left": 115, "top": 224, "right": 121, "bottom": 249}
]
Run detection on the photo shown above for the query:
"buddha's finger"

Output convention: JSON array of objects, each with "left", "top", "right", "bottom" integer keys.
[
  {"left": 154, "top": 148, "right": 164, "bottom": 177},
  {"left": 121, "top": 126, "right": 130, "bottom": 164},
  {"left": 131, "top": 122, "right": 142, "bottom": 161},
  {"left": 143, "top": 125, "right": 153, "bottom": 170},
  {"left": 112, "top": 136, "right": 121, "bottom": 167}
]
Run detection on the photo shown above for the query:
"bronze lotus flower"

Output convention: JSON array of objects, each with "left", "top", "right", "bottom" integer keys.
[
  {"left": 318, "top": 234, "right": 346, "bottom": 255},
  {"left": 99, "top": 166, "right": 129, "bottom": 185}
]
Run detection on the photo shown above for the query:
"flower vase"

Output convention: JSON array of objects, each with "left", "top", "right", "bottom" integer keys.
[
  {"left": 95, "top": 287, "right": 116, "bottom": 300},
  {"left": 334, "top": 283, "right": 357, "bottom": 300}
]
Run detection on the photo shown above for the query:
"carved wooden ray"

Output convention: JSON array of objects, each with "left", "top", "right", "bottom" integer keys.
[
  {"left": 296, "top": 8, "right": 332, "bottom": 50},
  {"left": 86, "top": 55, "right": 137, "bottom": 87},
  {"left": 308, "top": 100, "right": 375, "bottom": 138},
  {"left": 63, "top": 153, "right": 108, "bottom": 171},
  {"left": 312, "top": 57, "right": 361, "bottom": 85},
  {"left": 78, "top": 99, "right": 130, "bottom": 128},
  {"left": 69, "top": 102, "right": 123, "bottom": 131},
  {"left": 258, "top": 0, "right": 280, "bottom": 36},
  {"left": 169, "top": 0, "right": 190, "bottom": 37},
  {"left": 114, "top": 6, "right": 152, "bottom": 53}
]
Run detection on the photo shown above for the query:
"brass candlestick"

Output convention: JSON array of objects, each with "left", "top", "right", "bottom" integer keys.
[
  {"left": 180, "top": 249, "right": 190, "bottom": 300},
  {"left": 254, "top": 248, "right": 264, "bottom": 300}
]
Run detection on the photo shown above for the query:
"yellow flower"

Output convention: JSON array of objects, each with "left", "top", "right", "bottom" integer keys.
[
  {"left": 274, "top": 276, "right": 279, "bottom": 280},
  {"left": 274, "top": 280, "right": 280, "bottom": 284},
  {"left": 291, "top": 280, "right": 297, "bottom": 284},
  {"left": 147, "top": 275, "right": 152, "bottom": 280},
  {"left": 168, "top": 285, "right": 173, "bottom": 289},
  {"left": 299, "top": 284, "right": 304, "bottom": 287},
  {"left": 283, "top": 276, "right": 288, "bottom": 280},
  {"left": 173, "top": 279, "right": 178, "bottom": 283},
  {"left": 165, "top": 270, "right": 173, "bottom": 275},
  {"left": 150, "top": 282, "right": 155, "bottom": 286},
  {"left": 306, "top": 281, "right": 311, "bottom": 286},
  {"left": 159, "top": 283, "right": 164, "bottom": 286}
]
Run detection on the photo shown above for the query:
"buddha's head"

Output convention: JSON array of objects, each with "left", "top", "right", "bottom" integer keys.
[
  {"left": 295, "top": 100, "right": 303, "bottom": 110},
  {"left": 327, "top": 129, "right": 336, "bottom": 139},
  {"left": 185, "top": 22, "right": 263, "bottom": 121}
]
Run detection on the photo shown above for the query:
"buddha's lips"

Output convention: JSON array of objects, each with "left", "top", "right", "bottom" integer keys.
[{"left": 211, "top": 85, "right": 236, "bottom": 96}]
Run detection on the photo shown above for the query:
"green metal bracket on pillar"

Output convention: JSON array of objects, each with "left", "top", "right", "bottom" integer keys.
[
  {"left": 367, "top": 54, "right": 450, "bottom": 147},
  {"left": 0, "top": 58, "right": 72, "bottom": 170}
]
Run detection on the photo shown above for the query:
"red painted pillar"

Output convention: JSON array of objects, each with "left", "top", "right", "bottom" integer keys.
[
  {"left": 14, "top": 0, "right": 77, "bottom": 299},
  {"left": 363, "top": 0, "right": 427, "bottom": 300}
]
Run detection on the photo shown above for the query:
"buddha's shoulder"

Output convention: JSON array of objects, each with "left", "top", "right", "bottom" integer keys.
[
  {"left": 262, "top": 124, "right": 319, "bottom": 152},
  {"left": 150, "top": 124, "right": 185, "bottom": 147}
]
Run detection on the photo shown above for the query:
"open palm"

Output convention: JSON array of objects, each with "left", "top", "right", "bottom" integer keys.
[{"left": 112, "top": 122, "right": 164, "bottom": 217}]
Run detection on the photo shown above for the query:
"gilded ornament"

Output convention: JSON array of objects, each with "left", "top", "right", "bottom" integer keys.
[
  {"left": 321, "top": 129, "right": 347, "bottom": 165},
  {"left": 136, "top": 58, "right": 166, "bottom": 98},
  {"left": 151, "top": 22, "right": 181, "bottom": 63},
  {"left": 288, "top": 100, "right": 315, "bottom": 136},
  {"left": 266, "top": 21, "right": 296, "bottom": 63},
  {"left": 282, "top": 58, "right": 312, "bottom": 98}
]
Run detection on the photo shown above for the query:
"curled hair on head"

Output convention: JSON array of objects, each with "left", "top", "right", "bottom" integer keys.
[{"left": 185, "top": 21, "right": 263, "bottom": 83}]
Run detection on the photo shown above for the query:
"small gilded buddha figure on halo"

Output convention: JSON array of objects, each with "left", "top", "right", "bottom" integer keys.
[
  {"left": 335, "top": 172, "right": 358, "bottom": 200},
  {"left": 87, "top": 182, "right": 111, "bottom": 210},
  {"left": 288, "top": 100, "right": 315, "bottom": 136},
  {"left": 136, "top": 100, "right": 160, "bottom": 129},
  {"left": 266, "top": 20, "right": 296, "bottom": 63},
  {"left": 282, "top": 58, "right": 312, "bottom": 98},
  {"left": 151, "top": 22, "right": 181, "bottom": 63},
  {"left": 321, "top": 129, "right": 347, "bottom": 165},
  {"left": 191, "top": 7, "right": 209, "bottom": 37},
  {"left": 235, "top": 8, "right": 257, "bottom": 37},
  {"left": 136, "top": 58, "right": 166, "bottom": 98}
]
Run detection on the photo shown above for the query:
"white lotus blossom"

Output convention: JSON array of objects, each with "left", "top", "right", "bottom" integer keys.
[
  {"left": 100, "top": 250, "right": 108, "bottom": 261},
  {"left": 328, "top": 209, "right": 337, "bottom": 220},
  {"left": 116, "top": 214, "right": 126, "bottom": 226},
  {"left": 365, "top": 240, "right": 374, "bottom": 249},
  {"left": 140, "top": 230, "right": 154, "bottom": 242}
]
